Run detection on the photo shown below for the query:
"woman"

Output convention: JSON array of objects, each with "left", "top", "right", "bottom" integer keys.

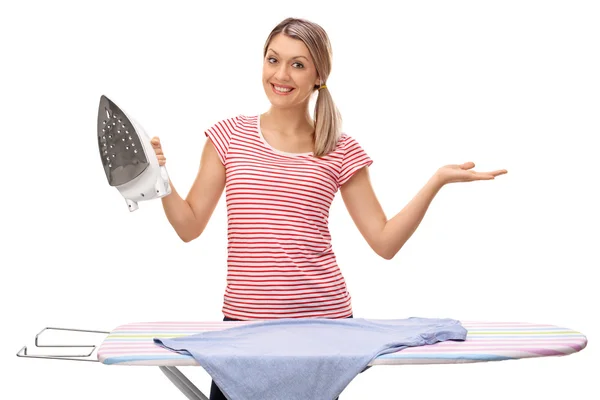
[{"left": 152, "top": 17, "right": 507, "bottom": 400}]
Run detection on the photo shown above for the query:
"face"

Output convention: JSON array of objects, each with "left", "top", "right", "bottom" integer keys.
[{"left": 262, "top": 33, "right": 321, "bottom": 109}]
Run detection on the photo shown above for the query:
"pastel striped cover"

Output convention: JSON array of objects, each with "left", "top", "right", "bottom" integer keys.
[{"left": 97, "top": 321, "right": 587, "bottom": 366}]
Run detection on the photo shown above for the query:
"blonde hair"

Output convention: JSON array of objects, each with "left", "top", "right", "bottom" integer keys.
[{"left": 263, "top": 18, "right": 342, "bottom": 157}]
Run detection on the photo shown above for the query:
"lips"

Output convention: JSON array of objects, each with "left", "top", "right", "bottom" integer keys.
[{"left": 271, "top": 83, "right": 294, "bottom": 95}]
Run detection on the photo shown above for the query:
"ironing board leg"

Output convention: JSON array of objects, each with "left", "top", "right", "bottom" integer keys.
[
  {"left": 159, "top": 366, "right": 209, "bottom": 400},
  {"left": 166, "top": 367, "right": 209, "bottom": 400}
]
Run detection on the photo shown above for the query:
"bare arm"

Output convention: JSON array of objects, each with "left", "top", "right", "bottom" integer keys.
[
  {"left": 341, "top": 161, "right": 506, "bottom": 260},
  {"left": 378, "top": 175, "right": 443, "bottom": 259},
  {"left": 340, "top": 167, "right": 446, "bottom": 259},
  {"left": 159, "top": 138, "right": 226, "bottom": 242}
]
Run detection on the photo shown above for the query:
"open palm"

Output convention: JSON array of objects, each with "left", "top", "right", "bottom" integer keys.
[{"left": 436, "top": 162, "right": 507, "bottom": 185}]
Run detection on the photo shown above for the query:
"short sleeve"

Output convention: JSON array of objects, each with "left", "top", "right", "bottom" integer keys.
[
  {"left": 204, "top": 116, "right": 239, "bottom": 165},
  {"left": 337, "top": 134, "right": 374, "bottom": 187}
]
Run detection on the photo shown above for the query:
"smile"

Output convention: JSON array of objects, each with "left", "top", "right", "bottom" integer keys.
[{"left": 271, "top": 84, "right": 294, "bottom": 95}]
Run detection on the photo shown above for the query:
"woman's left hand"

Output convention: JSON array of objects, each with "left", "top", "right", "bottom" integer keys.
[{"left": 435, "top": 162, "right": 507, "bottom": 186}]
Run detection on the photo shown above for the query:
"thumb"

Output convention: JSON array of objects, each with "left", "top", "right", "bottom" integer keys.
[{"left": 461, "top": 161, "right": 475, "bottom": 170}]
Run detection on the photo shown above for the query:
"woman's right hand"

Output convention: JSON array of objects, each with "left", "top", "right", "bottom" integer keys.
[{"left": 151, "top": 136, "right": 166, "bottom": 166}]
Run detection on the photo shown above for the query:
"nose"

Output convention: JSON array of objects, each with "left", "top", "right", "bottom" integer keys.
[{"left": 274, "top": 63, "right": 291, "bottom": 82}]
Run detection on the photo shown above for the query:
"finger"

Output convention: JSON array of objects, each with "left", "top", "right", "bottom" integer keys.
[
  {"left": 465, "top": 171, "right": 493, "bottom": 180},
  {"left": 477, "top": 169, "right": 507, "bottom": 177},
  {"left": 473, "top": 174, "right": 495, "bottom": 180},
  {"left": 154, "top": 148, "right": 164, "bottom": 155},
  {"left": 151, "top": 137, "right": 161, "bottom": 147},
  {"left": 460, "top": 161, "right": 475, "bottom": 170},
  {"left": 488, "top": 169, "right": 508, "bottom": 176}
]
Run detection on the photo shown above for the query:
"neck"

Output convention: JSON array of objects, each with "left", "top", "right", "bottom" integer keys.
[{"left": 262, "top": 106, "right": 314, "bottom": 138}]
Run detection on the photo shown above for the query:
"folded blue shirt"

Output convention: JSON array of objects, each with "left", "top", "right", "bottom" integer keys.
[{"left": 153, "top": 317, "right": 467, "bottom": 400}]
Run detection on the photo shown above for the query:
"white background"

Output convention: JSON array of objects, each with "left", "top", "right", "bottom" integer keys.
[{"left": 2, "top": 0, "right": 598, "bottom": 398}]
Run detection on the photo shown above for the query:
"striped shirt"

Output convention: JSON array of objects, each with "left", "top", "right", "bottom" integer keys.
[{"left": 204, "top": 114, "right": 373, "bottom": 320}]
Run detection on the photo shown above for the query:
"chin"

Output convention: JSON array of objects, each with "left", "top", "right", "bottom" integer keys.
[
  {"left": 266, "top": 94, "right": 294, "bottom": 106},
  {"left": 269, "top": 102, "right": 295, "bottom": 110}
]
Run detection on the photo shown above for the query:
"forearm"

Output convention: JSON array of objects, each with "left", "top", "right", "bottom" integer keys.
[
  {"left": 161, "top": 179, "right": 199, "bottom": 242},
  {"left": 379, "top": 174, "right": 444, "bottom": 259}
]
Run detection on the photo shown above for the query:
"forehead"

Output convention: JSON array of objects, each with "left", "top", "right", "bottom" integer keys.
[{"left": 267, "top": 33, "right": 312, "bottom": 60}]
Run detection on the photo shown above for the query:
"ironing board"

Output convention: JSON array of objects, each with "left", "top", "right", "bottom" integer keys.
[{"left": 17, "top": 320, "right": 588, "bottom": 400}]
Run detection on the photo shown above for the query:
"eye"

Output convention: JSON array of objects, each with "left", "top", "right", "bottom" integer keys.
[
  {"left": 293, "top": 62, "right": 304, "bottom": 69},
  {"left": 267, "top": 57, "right": 277, "bottom": 63}
]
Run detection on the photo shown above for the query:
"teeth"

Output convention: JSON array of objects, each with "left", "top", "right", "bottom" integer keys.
[{"left": 274, "top": 85, "right": 292, "bottom": 93}]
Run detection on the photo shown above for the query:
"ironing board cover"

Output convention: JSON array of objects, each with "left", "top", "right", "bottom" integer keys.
[{"left": 97, "top": 321, "right": 587, "bottom": 366}]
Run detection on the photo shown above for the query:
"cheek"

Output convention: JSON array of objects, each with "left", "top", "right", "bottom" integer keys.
[
  {"left": 299, "top": 74, "right": 318, "bottom": 90},
  {"left": 261, "top": 65, "right": 270, "bottom": 80}
]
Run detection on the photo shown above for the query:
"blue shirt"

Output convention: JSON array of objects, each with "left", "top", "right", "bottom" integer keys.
[{"left": 154, "top": 317, "right": 467, "bottom": 400}]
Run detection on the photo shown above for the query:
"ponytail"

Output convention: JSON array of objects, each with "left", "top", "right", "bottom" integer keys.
[{"left": 313, "top": 85, "right": 342, "bottom": 157}]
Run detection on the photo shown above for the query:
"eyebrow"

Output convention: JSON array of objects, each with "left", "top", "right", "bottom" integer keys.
[{"left": 267, "top": 48, "right": 309, "bottom": 61}]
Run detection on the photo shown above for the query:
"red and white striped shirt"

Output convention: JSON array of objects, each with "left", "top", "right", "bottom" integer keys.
[{"left": 204, "top": 114, "right": 373, "bottom": 320}]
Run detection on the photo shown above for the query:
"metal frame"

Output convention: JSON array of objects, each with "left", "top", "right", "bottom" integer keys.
[
  {"left": 17, "top": 327, "right": 110, "bottom": 362},
  {"left": 17, "top": 327, "right": 211, "bottom": 398},
  {"left": 159, "top": 366, "right": 209, "bottom": 400}
]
